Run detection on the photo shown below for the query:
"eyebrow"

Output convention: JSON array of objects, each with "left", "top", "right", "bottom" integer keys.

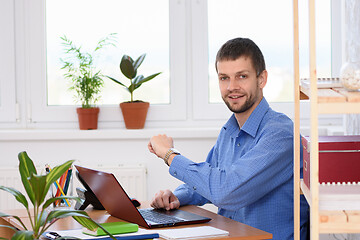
[{"left": 218, "top": 70, "right": 251, "bottom": 76}]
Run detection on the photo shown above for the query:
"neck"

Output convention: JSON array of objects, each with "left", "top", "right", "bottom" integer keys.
[
  {"left": 235, "top": 116, "right": 244, "bottom": 130},
  {"left": 234, "top": 96, "right": 263, "bottom": 129}
]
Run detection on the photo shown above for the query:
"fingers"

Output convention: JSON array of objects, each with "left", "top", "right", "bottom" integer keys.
[
  {"left": 150, "top": 189, "right": 179, "bottom": 211},
  {"left": 169, "top": 194, "right": 180, "bottom": 209},
  {"left": 148, "top": 134, "right": 174, "bottom": 159},
  {"left": 148, "top": 141, "right": 156, "bottom": 154}
]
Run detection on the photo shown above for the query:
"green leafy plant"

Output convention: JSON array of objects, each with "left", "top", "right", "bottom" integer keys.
[
  {"left": 0, "top": 151, "right": 115, "bottom": 240},
  {"left": 60, "top": 33, "right": 117, "bottom": 108},
  {"left": 107, "top": 54, "right": 161, "bottom": 102}
]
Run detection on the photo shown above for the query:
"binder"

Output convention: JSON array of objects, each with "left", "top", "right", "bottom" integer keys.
[{"left": 82, "top": 222, "right": 138, "bottom": 236}]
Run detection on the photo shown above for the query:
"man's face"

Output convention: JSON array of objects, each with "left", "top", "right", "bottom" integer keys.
[{"left": 217, "top": 56, "right": 266, "bottom": 114}]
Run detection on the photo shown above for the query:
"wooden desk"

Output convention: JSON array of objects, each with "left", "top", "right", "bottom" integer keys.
[{"left": 1, "top": 204, "right": 272, "bottom": 239}]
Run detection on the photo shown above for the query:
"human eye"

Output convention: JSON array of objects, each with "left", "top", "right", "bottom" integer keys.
[
  {"left": 237, "top": 74, "right": 247, "bottom": 79},
  {"left": 218, "top": 75, "right": 229, "bottom": 81}
]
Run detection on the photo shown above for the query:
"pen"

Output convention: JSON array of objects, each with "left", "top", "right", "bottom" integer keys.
[
  {"left": 63, "top": 168, "right": 72, "bottom": 196},
  {"left": 46, "top": 165, "right": 70, "bottom": 207}
]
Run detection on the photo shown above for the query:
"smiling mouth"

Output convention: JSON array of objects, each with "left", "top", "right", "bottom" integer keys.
[{"left": 228, "top": 95, "right": 244, "bottom": 99}]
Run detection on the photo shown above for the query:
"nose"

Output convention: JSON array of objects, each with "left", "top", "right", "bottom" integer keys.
[{"left": 227, "top": 77, "right": 240, "bottom": 91}]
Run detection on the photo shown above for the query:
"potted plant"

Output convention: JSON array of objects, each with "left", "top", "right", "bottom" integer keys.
[
  {"left": 60, "top": 34, "right": 116, "bottom": 130},
  {"left": 0, "top": 151, "right": 115, "bottom": 240},
  {"left": 107, "top": 54, "right": 161, "bottom": 129}
]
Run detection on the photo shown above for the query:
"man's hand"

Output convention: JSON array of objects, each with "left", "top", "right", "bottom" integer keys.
[
  {"left": 148, "top": 134, "right": 174, "bottom": 159},
  {"left": 150, "top": 189, "right": 180, "bottom": 211}
]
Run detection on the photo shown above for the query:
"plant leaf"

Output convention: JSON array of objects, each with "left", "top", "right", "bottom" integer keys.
[
  {"left": 72, "top": 215, "right": 116, "bottom": 240},
  {"left": 120, "top": 55, "right": 136, "bottom": 79},
  {"left": 134, "top": 72, "right": 161, "bottom": 90},
  {"left": 11, "top": 230, "right": 34, "bottom": 240},
  {"left": 128, "top": 83, "right": 136, "bottom": 94},
  {"left": 106, "top": 76, "right": 129, "bottom": 90},
  {"left": 72, "top": 215, "right": 98, "bottom": 230},
  {"left": 0, "top": 212, "right": 28, "bottom": 231},
  {"left": 0, "top": 186, "right": 28, "bottom": 209},
  {"left": 0, "top": 224, "right": 19, "bottom": 232},
  {"left": 133, "top": 75, "right": 144, "bottom": 85},
  {"left": 44, "top": 160, "right": 74, "bottom": 199},
  {"left": 18, "top": 151, "right": 37, "bottom": 205},
  {"left": 133, "top": 54, "right": 146, "bottom": 71},
  {"left": 43, "top": 209, "right": 114, "bottom": 239},
  {"left": 0, "top": 186, "right": 29, "bottom": 209},
  {"left": 94, "top": 33, "right": 118, "bottom": 52},
  {"left": 46, "top": 209, "right": 91, "bottom": 223},
  {"left": 28, "top": 174, "right": 47, "bottom": 208}
]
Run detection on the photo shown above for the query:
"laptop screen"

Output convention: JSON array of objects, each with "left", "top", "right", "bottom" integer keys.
[{"left": 74, "top": 165, "right": 149, "bottom": 227}]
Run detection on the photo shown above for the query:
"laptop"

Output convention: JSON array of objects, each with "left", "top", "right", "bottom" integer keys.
[{"left": 74, "top": 165, "right": 211, "bottom": 228}]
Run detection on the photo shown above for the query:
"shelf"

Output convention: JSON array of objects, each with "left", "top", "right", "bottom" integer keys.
[
  {"left": 318, "top": 102, "right": 360, "bottom": 114},
  {"left": 319, "top": 210, "right": 360, "bottom": 234},
  {"left": 300, "top": 86, "right": 360, "bottom": 114},
  {"left": 293, "top": 1, "right": 360, "bottom": 238},
  {"left": 300, "top": 180, "right": 360, "bottom": 211},
  {"left": 300, "top": 86, "right": 360, "bottom": 103},
  {"left": 300, "top": 180, "right": 360, "bottom": 234}
]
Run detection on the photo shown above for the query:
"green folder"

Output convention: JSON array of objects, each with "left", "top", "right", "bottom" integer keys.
[{"left": 82, "top": 221, "right": 139, "bottom": 236}]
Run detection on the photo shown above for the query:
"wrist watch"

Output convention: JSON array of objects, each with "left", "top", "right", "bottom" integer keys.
[{"left": 163, "top": 148, "right": 181, "bottom": 166}]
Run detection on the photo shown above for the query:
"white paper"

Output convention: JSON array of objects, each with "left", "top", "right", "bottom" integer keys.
[{"left": 156, "top": 226, "right": 229, "bottom": 240}]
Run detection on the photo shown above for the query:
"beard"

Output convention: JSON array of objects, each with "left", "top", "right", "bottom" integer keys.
[{"left": 222, "top": 91, "right": 258, "bottom": 114}]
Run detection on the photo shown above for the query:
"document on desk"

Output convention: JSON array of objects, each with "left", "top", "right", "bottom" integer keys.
[
  {"left": 46, "top": 228, "right": 159, "bottom": 240},
  {"left": 156, "top": 226, "right": 229, "bottom": 240}
]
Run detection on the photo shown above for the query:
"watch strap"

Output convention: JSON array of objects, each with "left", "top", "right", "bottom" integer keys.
[{"left": 163, "top": 148, "right": 180, "bottom": 166}]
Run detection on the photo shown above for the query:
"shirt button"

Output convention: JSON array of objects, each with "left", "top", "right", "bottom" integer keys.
[
  {"left": 237, "top": 143, "right": 240, "bottom": 147},
  {"left": 174, "top": 172, "right": 177, "bottom": 176},
  {"left": 193, "top": 186, "right": 197, "bottom": 190}
]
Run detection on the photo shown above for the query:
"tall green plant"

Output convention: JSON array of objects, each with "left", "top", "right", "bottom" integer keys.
[
  {"left": 0, "top": 151, "right": 115, "bottom": 240},
  {"left": 107, "top": 54, "right": 161, "bottom": 102},
  {"left": 61, "top": 33, "right": 117, "bottom": 108}
]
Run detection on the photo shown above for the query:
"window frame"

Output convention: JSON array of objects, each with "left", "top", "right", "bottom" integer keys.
[
  {"left": 0, "top": 0, "right": 344, "bottom": 129},
  {"left": 25, "top": 0, "right": 187, "bottom": 128},
  {"left": 191, "top": 0, "right": 343, "bottom": 125},
  {"left": 0, "top": 0, "right": 17, "bottom": 124}
]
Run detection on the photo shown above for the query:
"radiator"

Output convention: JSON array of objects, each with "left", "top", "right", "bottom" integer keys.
[{"left": 0, "top": 165, "right": 147, "bottom": 211}]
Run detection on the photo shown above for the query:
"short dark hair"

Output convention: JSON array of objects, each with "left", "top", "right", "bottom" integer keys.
[{"left": 215, "top": 38, "right": 266, "bottom": 76}]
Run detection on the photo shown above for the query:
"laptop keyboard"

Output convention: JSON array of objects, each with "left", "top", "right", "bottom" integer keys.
[{"left": 139, "top": 209, "right": 185, "bottom": 224}]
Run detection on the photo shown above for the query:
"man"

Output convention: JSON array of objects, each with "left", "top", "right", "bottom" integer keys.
[{"left": 148, "top": 38, "right": 309, "bottom": 240}]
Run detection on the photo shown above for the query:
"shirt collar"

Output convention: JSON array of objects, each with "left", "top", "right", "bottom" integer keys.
[{"left": 222, "top": 97, "right": 270, "bottom": 138}]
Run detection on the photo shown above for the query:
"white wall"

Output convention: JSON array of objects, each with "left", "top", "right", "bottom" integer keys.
[{"left": 0, "top": 128, "right": 218, "bottom": 201}]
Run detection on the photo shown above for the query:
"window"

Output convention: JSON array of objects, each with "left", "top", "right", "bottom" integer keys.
[
  {"left": 192, "top": 0, "right": 334, "bottom": 120},
  {"left": 27, "top": 0, "right": 186, "bottom": 127},
  {"left": 46, "top": 0, "right": 170, "bottom": 106},
  {"left": 207, "top": 0, "right": 331, "bottom": 104},
  {"left": 0, "top": 0, "right": 342, "bottom": 129}
]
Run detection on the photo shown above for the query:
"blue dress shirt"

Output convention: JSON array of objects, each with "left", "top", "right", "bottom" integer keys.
[{"left": 170, "top": 98, "right": 309, "bottom": 240}]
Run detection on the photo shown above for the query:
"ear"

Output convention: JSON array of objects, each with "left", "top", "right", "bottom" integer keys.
[{"left": 258, "top": 70, "right": 268, "bottom": 89}]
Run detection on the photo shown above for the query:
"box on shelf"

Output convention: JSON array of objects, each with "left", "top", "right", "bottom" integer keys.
[{"left": 302, "top": 135, "right": 360, "bottom": 189}]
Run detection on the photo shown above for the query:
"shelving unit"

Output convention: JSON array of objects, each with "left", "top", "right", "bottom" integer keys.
[{"left": 293, "top": 0, "right": 360, "bottom": 239}]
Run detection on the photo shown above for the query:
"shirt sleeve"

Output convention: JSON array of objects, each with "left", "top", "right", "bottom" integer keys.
[
  {"left": 173, "top": 183, "right": 210, "bottom": 206},
  {"left": 172, "top": 147, "right": 217, "bottom": 206},
  {"left": 169, "top": 125, "right": 294, "bottom": 211}
]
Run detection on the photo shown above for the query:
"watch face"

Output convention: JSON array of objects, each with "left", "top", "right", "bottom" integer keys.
[{"left": 171, "top": 148, "right": 180, "bottom": 154}]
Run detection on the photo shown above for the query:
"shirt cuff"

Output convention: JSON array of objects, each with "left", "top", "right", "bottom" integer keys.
[{"left": 173, "top": 185, "right": 192, "bottom": 206}]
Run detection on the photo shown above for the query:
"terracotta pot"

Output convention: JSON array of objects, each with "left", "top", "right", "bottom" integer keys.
[
  {"left": 120, "top": 102, "right": 149, "bottom": 129},
  {"left": 76, "top": 107, "right": 100, "bottom": 130}
]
